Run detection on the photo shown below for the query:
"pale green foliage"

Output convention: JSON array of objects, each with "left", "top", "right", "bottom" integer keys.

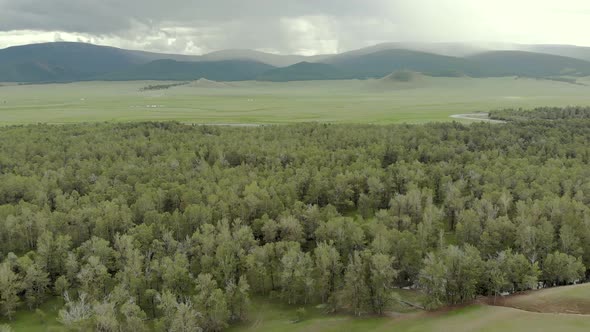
[
  {"left": 419, "top": 245, "right": 483, "bottom": 308},
  {"left": 0, "top": 324, "right": 13, "bottom": 332},
  {"left": 342, "top": 251, "right": 370, "bottom": 316},
  {"left": 0, "top": 262, "right": 22, "bottom": 320},
  {"left": 77, "top": 256, "right": 109, "bottom": 300},
  {"left": 120, "top": 300, "right": 148, "bottom": 332},
  {"left": 225, "top": 276, "right": 250, "bottom": 322},
  {"left": 58, "top": 292, "right": 93, "bottom": 330},
  {"left": 543, "top": 251, "right": 585, "bottom": 286},
  {"left": 92, "top": 300, "right": 119, "bottom": 332},
  {"left": 279, "top": 246, "right": 314, "bottom": 304},
  {"left": 23, "top": 263, "right": 50, "bottom": 309},
  {"left": 313, "top": 242, "right": 342, "bottom": 304},
  {"left": 170, "top": 301, "right": 202, "bottom": 332},
  {"left": 194, "top": 274, "right": 229, "bottom": 331},
  {"left": 368, "top": 253, "right": 397, "bottom": 315}
]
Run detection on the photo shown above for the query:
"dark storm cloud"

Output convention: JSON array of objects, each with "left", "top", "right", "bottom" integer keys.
[
  {"left": 0, "top": 0, "right": 393, "bottom": 34},
  {"left": 1, "top": 0, "right": 589, "bottom": 54}
]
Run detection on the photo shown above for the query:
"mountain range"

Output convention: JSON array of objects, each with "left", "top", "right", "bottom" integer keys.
[{"left": 2, "top": 41, "right": 590, "bottom": 83}]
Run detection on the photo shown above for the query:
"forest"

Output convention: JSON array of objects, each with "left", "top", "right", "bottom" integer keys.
[{"left": 0, "top": 109, "right": 590, "bottom": 331}]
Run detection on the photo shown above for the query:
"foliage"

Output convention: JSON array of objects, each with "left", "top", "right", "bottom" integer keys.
[{"left": 0, "top": 115, "right": 589, "bottom": 329}]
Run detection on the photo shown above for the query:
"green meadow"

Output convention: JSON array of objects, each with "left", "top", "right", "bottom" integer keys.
[{"left": 1, "top": 76, "right": 590, "bottom": 125}]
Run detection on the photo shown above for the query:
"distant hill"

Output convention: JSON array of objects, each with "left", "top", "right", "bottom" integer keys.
[
  {"left": 323, "top": 49, "right": 474, "bottom": 78},
  {"left": 199, "top": 49, "right": 329, "bottom": 67},
  {"left": 257, "top": 62, "right": 352, "bottom": 81},
  {"left": 3, "top": 41, "right": 590, "bottom": 83},
  {"left": 467, "top": 51, "right": 590, "bottom": 77},
  {"left": 0, "top": 42, "right": 146, "bottom": 82},
  {"left": 100, "top": 59, "right": 274, "bottom": 81},
  {"left": 516, "top": 44, "right": 590, "bottom": 62},
  {"left": 328, "top": 42, "right": 485, "bottom": 60},
  {"left": 365, "top": 70, "right": 430, "bottom": 91},
  {"left": 0, "top": 42, "right": 204, "bottom": 82}
]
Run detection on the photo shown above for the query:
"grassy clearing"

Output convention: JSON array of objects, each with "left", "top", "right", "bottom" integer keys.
[
  {"left": 230, "top": 301, "right": 590, "bottom": 332},
  {"left": 391, "top": 305, "right": 590, "bottom": 332},
  {"left": 1, "top": 77, "right": 590, "bottom": 125},
  {"left": 2, "top": 286, "right": 590, "bottom": 331},
  {"left": 0, "top": 297, "right": 62, "bottom": 332},
  {"left": 493, "top": 283, "right": 590, "bottom": 314}
]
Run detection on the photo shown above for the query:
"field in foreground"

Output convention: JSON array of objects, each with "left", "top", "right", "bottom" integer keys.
[
  {"left": 1, "top": 76, "right": 590, "bottom": 125},
  {"left": 493, "top": 283, "right": 590, "bottom": 315},
  {"left": 7, "top": 286, "right": 590, "bottom": 332},
  {"left": 229, "top": 285, "right": 590, "bottom": 332},
  {"left": 229, "top": 304, "right": 590, "bottom": 332}
]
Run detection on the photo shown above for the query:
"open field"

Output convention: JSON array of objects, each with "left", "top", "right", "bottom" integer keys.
[
  {"left": 1, "top": 77, "right": 590, "bottom": 125},
  {"left": 0, "top": 298, "right": 62, "bottom": 332},
  {"left": 493, "top": 283, "right": 590, "bottom": 315},
  {"left": 7, "top": 287, "right": 590, "bottom": 332},
  {"left": 229, "top": 299, "right": 590, "bottom": 332}
]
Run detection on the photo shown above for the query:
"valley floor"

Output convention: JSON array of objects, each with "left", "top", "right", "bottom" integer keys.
[{"left": 1, "top": 76, "right": 590, "bottom": 125}]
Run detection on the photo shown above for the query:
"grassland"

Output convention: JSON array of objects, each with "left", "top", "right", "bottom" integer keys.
[
  {"left": 230, "top": 305, "right": 590, "bottom": 332},
  {"left": 0, "top": 298, "right": 63, "bottom": 332},
  {"left": 6, "top": 286, "right": 590, "bottom": 332},
  {"left": 1, "top": 76, "right": 590, "bottom": 125},
  {"left": 229, "top": 285, "right": 590, "bottom": 332},
  {"left": 493, "top": 283, "right": 590, "bottom": 315}
]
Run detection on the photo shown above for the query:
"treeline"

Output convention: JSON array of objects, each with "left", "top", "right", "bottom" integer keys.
[
  {"left": 139, "top": 82, "right": 189, "bottom": 91},
  {"left": 490, "top": 106, "right": 590, "bottom": 121},
  {"left": 1, "top": 119, "right": 590, "bottom": 330}
]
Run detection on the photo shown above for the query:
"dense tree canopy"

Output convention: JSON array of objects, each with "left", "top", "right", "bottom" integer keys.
[{"left": 1, "top": 110, "right": 590, "bottom": 329}]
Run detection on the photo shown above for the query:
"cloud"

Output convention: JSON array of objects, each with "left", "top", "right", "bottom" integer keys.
[{"left": 1, "top": 0, "right": 590, "bottom": 54}]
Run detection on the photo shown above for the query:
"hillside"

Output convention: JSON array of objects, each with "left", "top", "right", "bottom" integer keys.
[
  {"left": 0, "top": 42, "right": 147, "bottom": 82},
  {"left": 3, "top": 42, "right": 590, "bottom": 82},
  {"left": 257, "top": 61, "right": 352, "bottom": 81},
  {"left": 323, "top": 49, "right": 474, "bottom": 78},
  {"left": 520, "top": 44, "right": 590, "bottom": 62},
  {"left": 0, "top": 42, "right": 205, "bottom": 82},
  {"left": 467, "top": 51, "right": 590, "bottom": 77},
  {"left": 199, "top": 49, "right": 329, "bottom": 67},
  {"left": 364, "top": 70, "right": 430, "bottom": 91},
  {"left": 99, "top": 59, "right": 275, "bottom": 81}
]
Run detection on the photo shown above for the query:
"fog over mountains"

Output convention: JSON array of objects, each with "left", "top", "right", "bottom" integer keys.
[{"left": 2, "top": 42, "right": 590, "bottom": 83}]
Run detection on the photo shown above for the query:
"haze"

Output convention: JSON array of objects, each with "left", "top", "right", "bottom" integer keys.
[{"left": 1, "top": 0, "right": 590, "bottom": 55}]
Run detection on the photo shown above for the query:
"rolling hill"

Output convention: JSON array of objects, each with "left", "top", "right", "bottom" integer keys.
[
  {"left": 323, "top": 49, "right": 474, "bottom": 78},
  {"left": 518, "top": 44, "right": 590, "bottom": 62},
  {"left": 467, "top": 51, "right": 590, "bottom": 77},
  {"left": 99, "top": 59, "right": 275, "bottom": 81},
  {"left": 0, "top": 42, "right": 145, "bottom": 82},
  {"left": 0, "top": 42, "right": 205, "bottom": 82},
  {"left": 198, "top": 49, "right": 329, "bottom": 67},
  {"left": 257, "top": 61, "right": 352, "bottom": 81},
  {"left": 3, "top": 41, "right": 590, "bottom": 82}
]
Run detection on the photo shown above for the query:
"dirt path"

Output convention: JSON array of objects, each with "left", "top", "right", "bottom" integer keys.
[{"left": 450, "top": 113, "right": 506, "bottom": 123}]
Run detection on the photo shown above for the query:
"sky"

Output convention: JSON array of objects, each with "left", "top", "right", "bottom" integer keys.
[{"left": 1, "top": 0, "right": 590, "bottom": 55}]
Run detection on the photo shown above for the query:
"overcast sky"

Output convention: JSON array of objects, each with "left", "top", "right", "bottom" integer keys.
[{"left": 1, "top": 0, "right": 590, "bottom": 55}]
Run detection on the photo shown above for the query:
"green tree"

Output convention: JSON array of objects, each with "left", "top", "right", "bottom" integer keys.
[
  {"left": 279, "top": 246, "right": 314, "bottom": 304},
  {"left": 0, "top": 263, "right": 22, "bottom": 320},
  {"left": 342, "top": 251, "right": 370, "bottom": 316},
  {"left": 313, "top": 242, "right": 342, "bottom": 304},
  {"left": 542, "top": 251, "right": 585, "bottom": 286},
  {"left": 225, "top": 276, "right": 250, "bottom": 322},
  {"left": 23, "top": 264, "right": 50, "bottom": 309},
  {"left": 193, "top": 274, "right": 229, "bottom": 332},
  {"left": 368, "top": 253, "right": 397, "bottom": 315}
]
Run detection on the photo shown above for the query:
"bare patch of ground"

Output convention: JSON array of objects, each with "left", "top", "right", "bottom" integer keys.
[{"left": 450, "top": 113, "right": 506, "bottom": 123}]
